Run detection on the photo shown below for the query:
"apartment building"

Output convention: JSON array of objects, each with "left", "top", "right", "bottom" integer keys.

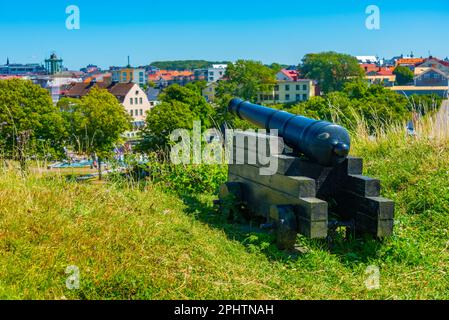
[
  {"left": 257, "top": 69, "right": 316, "bottom": 104},
  {"left": 64, "top": 81, "right": 154, "bottom": 138},
  {"left": 207, "top": 64, "right": 227, "bottom": 83},
  {"left": 111, "top": 67, "right": 147, "bottom": 87}
]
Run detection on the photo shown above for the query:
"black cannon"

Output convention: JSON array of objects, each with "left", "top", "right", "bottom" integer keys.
[
  {"left": 218, "top": 99, "right": 395, "bottom": 250},
  {"left": 229, "top": 98, "right": 351, "bottom": 166}
]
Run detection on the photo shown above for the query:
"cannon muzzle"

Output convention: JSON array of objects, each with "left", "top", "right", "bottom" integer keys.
[{"left": 229, "top": 98, "right": 350, "bottom": 166}]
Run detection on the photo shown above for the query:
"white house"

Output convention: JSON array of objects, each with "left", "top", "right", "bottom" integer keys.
[
  {"left": 64, "top": 81, "right": 154, "bottom": 138},
  {"left": 207, "top": 64, "right": 227, "bottom": 83}
]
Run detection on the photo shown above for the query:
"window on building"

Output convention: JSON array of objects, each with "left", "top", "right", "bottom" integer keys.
[
  {"left": 274, "top": 85, "right": 279, "bottom": 91},
  {"left": 285, "top": 94, "right": 290, "bottom": 101},
  {"left": 303, "top": 94, "right": 307, "bottom": 101},
  {"left": 135, "top": 109, "right": 139, "bottom": 116},
  {"left": 135, "top": 98, "right": 138, "bottom": 104},
  {"left": 139, "top": 97, "right": 143, "bottom": 104},
  {"left": 275, "top": 94, "right": 279, "bottom": 101},
  {"left": 140, "top": 109, "right": 143, "bottom": 116},
  {"left": 285, "top": 85, "right": 290, "bottom": 91},
  {"left": 296, "top": 85, "right": 300, "bottom": 91},
  {"left": 296, "top": 94, "right": 300, "bottom": 101},
  {"left": 303, "top": 85, "right": 307, "bottom": 91},
  {"left": 130, "top": 110, "right": 133, "bottom": 116}
]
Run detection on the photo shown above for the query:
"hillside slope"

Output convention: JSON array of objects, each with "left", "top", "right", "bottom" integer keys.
[{"left": 1, "top": 124, "right": 449, "bottom": 299}]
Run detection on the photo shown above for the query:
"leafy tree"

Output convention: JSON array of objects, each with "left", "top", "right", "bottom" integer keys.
[
  {"left": 393, "top": 66, "right": 415, "bottom": 85},
  {"left": 137, "top": 101, "right": 195, "bottom": 153},
  {"left": 216, "top": 60, "right": 277, "bottom": 101},
  {"left": 288, "top": 80, "right": 410, "bottom": 130},
  {"left": 59, "top": 87, "right": 131, "bottom": 179},
  {"left": 300, "top": 52, "right": 365, "bottom": 94},
  {"left": 268, "top": 63, "right": 287, "bottom": 73},
  {"left": 185, "top": 80, "right": 207, "bottom": 95},
  {"left": 159, "top": 84, "right": 215, "bottom": 127},
  {"left": 0, "top": 79, "right": 67, "bottom": 162},
  {"left": 138, "top": 84, "right": 215, "bottom": 152}
]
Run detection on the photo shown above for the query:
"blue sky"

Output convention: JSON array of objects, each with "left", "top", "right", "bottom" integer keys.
[{"left": 1, "top": 0, "right": 449, "bottom": 69}]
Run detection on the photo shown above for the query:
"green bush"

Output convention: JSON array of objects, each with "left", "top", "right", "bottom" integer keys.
[{"left": 143, "top": 161, "right": 227, "bottom": 195}]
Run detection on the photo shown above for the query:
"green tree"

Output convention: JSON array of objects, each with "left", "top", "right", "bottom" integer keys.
[
  {"left": 159, "top": 84, "right": 215, "bottom": 127},
  {"left": 268, "top": 63, "right": 287, "bottom": 73},
  {"left": 0, "top": 79, "right": 67, "bottom": 163},
  {"left": 288, "top": 80, "right": 410, "bottom": 130},
  {"left": 138, "top": 101, "right": 195, "bottom": 153},
  {"left": 300, "top": 52, "right": 365, "bottom": 94},
  {"left": 217, "top": 60, "right": 277, "bottom": 101},
  {"left": 59, "top": 87, "right": 131, "bottom": 179},
  {"left": 393, "top": 66, "right": 415, "bottom": 85},
  {"left": 185, "top": 80, "right": 207, "bottom": 95},
  {"left": 138, "top": 84, "right": 215, "bottom": 153}
]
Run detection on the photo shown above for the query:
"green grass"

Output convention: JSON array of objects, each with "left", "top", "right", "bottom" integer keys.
[{"left": 1, "top": 126, "right": 449, "bottom": 299}]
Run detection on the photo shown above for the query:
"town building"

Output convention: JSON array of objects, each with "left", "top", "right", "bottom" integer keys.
[
  {"left": 202, "top": 82, "right": 219, "bottom": 102},
  {"left": 80, "top": 64, "right": 101, "bottom": 74},
  {"left": 389, "top": 57, "right": 449, "bottom": 98},
  {"left": 415, "top": 57, "right": 449, "bottom": 76},
  {"left": 395, "top": 57, "right": 425, "bottom": 69},
  {"left": 206, "top": 64, "right": 227, "bottom": 83},
  {"left": 356, "top": 56, "right": 379, "bottom": 64},
  {"left": 364, "top": 66, "right": 396, "bottom": 86},
  {"left": 148, "top": 70, "right": 194, "bottom": 88},
  {"left": 0, "top": 58, "right": 47, "bottom": 75},
  {"left": 360, "top": 63, "right": 380, "bottom": 74},
  {"left": 257, "top": 70, "right": 316, "bottom": 104},
  {"left": 45, "top": 53, "right": 64, "bottom": 75},
  {"left": 145, "top": 87, "right": 161, "bottom": 107},
  {"left": 64, "top": 81, "right": 154, "bottom": 138},
  {"left": 414, "top": 68, "right": 449, "bottom": 87},
  {"left": 32, "top": 74, "right": 83, "bottom": 104},
  {"left": 111, "top": 67, "right": 147, "bottom": 87}
]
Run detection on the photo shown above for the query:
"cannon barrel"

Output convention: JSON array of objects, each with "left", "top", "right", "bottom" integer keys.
[{"left": 228, "top": 98, "right": 351, "bottom": 166}]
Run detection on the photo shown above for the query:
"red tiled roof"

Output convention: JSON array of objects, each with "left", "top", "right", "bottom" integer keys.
[
  {"left": 280, "top": 69, "right": 299, "bottom": 81},
  {"left": 396, "top": 58, "right": 425, "bottom": 66},
  {"left": 360, "top": 63, "right": 379, "bottom": 74},
  {"left": 377, "top": 68, "right": 394, "bottom": 76},
  {"left": 148, "top": 70, "right": 194, "bottom": 82}
]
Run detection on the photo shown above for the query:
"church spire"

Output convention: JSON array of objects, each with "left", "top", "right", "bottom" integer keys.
[{"left": 6, "top": 57, "right": 9, "bottom": 65}]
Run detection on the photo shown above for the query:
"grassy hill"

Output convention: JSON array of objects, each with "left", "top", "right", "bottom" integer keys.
[{"left": 1, "top": 117, "right": 449, "bottom": 299}]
